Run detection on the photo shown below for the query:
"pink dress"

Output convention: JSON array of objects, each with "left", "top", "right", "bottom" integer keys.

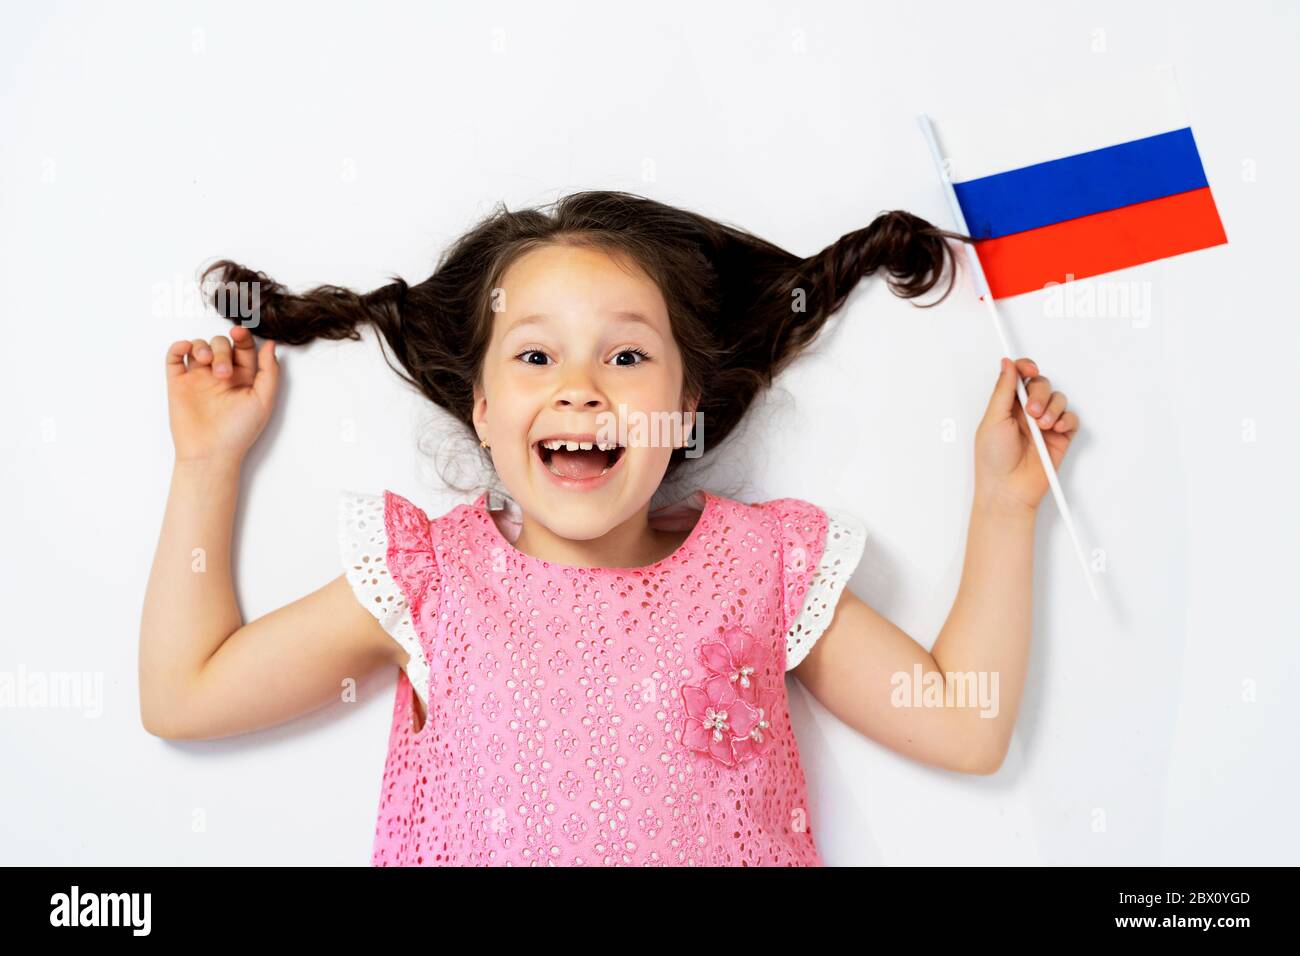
[{"left": 338, "top": 487, "right": 868, "bottom": 866}]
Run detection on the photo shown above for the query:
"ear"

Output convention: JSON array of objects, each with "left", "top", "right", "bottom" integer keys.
[
  {"left": 471, "top": 384, "right": 489, "bottom": 442},
  {"left": 680, "top": 388, "right": 701, "bottom": 448}
]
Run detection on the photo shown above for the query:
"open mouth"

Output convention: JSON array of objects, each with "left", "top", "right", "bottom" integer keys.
[{"left": 533, "top": 437, "right": 626, "bottom": 480}]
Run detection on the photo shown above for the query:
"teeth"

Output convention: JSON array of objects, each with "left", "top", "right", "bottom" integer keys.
[{"left": 539, "top": 438, "right": 623, "bottom": 452}]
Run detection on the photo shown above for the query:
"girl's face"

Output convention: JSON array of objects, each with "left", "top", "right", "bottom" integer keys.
[{"left": 472, "top": 242, "right": 697, "bottom": 544}]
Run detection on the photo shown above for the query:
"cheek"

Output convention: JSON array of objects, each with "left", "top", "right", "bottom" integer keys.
[
  {"left": 488, "top": 371, "right": 548, "bottom": 420},
  {"left": 623, "top": 367, "right": 684, "bottom": 409}
]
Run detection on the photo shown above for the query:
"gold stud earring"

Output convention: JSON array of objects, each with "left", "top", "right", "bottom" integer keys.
[{"left": 480, "top": 439, "right": 490, "bottom": 449}]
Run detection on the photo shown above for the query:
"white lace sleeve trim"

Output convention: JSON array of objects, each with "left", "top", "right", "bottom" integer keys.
[
  {"left": 785, "top": 506, "right": 869, "bottom": 671},
  {"left": 337, "top": 490, "right": 430, "bottom": 708}
]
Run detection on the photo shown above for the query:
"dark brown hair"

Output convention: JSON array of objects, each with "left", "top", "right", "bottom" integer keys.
[{"left": 201, "top": 190, "right": 972, "bottom": 484}]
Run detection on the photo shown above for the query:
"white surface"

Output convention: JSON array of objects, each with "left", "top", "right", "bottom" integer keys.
[
  {"left": 936, "top": 63, "right": 1190, "bottom": 183},
  {"left": 1, "top": 0, "right": 1295, "bottom": 866}
]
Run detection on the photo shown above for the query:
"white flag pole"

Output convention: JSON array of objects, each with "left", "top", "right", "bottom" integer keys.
[{"left": 917, "top": 112, "right": 1099, "bottom": 602}]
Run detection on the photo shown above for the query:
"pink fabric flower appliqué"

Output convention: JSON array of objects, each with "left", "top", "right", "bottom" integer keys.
[
  {"left": 697, "top": 626, "right": 769, "bottom": 704},
  {"left": 680, "top": 627, "right": 775, "bottom": 767}
]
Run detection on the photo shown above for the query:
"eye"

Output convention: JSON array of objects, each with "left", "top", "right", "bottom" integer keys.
[
  {"left": 612, "top": 347, "right": 650, "bottom": 367},
  {"left": 514, "top": 349, "right": 551, "bottom": 366}
]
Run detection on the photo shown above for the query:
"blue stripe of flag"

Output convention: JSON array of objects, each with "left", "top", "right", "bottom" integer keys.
[{"left": 952, "top": 127, "right": 1211, "bottom": 240}]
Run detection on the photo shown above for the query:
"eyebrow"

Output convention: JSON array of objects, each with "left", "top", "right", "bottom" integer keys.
[{"left": 505, "top": 311, "right": 659, "bottom": 335}]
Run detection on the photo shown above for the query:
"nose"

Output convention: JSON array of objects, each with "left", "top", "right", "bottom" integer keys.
[{"left": 552, "top": 365, "right": 609, "bottom": 411}]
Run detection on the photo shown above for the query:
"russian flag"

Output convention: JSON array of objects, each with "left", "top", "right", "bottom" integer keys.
[{"left": 935, "top": 65, "right": 1228, "bottom": 300}]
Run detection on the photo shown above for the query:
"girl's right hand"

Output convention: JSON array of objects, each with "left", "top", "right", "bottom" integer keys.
[{"left": 165, "top": 325, "right": 280, "bottom": 465}]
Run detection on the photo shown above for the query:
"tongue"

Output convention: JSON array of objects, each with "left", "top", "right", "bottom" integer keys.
[{"left": 548, "top": 448, "right": 609, "bottom": 479}]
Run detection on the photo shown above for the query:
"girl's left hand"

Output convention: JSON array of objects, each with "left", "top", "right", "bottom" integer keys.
[{"left": 975, "top": 356, "right": 1080, "bottom": 512}]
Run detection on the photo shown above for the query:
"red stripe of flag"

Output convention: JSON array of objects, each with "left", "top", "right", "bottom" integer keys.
[{"left": 974, "top": 186, "right": 1228, "bottom": 299}]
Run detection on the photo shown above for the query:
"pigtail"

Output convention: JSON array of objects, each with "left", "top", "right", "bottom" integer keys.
[
  {"left": 198, "top": 259, "right": 408, "bottom": 347},
  {"left": 197, "top": 259, "right": 453, "bottom": 412},
  {"left": 675, "top": 208, "right": 971, "bottom": 456},
  {"left": 702, "top": 210, "right": 971, "bottom": 387}
]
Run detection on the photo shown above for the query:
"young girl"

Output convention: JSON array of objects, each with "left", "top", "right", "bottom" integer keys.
[{"left": 140, "top": 191, "right": 1078, "bottom": 866}]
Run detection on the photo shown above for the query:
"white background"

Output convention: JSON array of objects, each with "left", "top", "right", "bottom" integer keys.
[{"left": 2, "top": 0, "right": 1296, "bottom": 865}]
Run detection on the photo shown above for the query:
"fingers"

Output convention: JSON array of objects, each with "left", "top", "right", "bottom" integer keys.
[
  {"left": 180, "top": 334, "right": 237, "bottom": 377},
  {"left": 1022, "top": 375, "right": 1052, "bottom": 418},
  {"left": 1036, "top": 390, "right": 1068, "bottom": 429},
  {"left": 983, "top": 356, "right": 1021, "bottom": 425},
  {"left": 1051, "top": 410, "right": 1078, "bottom": 435},
  {"left": 230, "top": 324, "right": 258, "bottom": 374},
  {"left": 166, "top": 340, "right": 193, "bottom": 378},
  {"left": 164, "top": 326, "right": 279, "bottom": 405},
  {"left": 207, "top": 335, "right": 234, "bottom": 378},
  {"left": 188, "top": 337, "right": 213, "bottom": 372},
  {"left": 252, "top": 337, "right": 279, "bottom": 407},
  {"left": 1012, "top": 357, "right": 1074, "bottom": 432}
]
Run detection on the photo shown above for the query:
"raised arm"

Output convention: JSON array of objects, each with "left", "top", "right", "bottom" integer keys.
[
  {"left": 139, "top": 326, "right": 402, "bottom": 740},
  {"left": 792, "top": 356, "right": 1078, "bottom": 774}
]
